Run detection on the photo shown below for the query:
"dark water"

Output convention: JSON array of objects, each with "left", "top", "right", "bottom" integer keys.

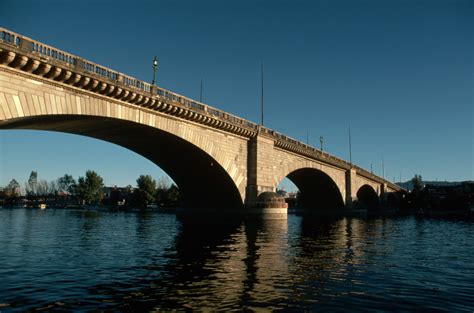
[{"left": 0, "top": 209, "right": 473, "bottom": 312}]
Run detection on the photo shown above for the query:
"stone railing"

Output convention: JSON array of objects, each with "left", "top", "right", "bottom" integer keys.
[
  {"left": 0, "top": 27, "right": 402, "bottom": 192},
  {"left": 260, "top": 125, "right": 401, "bottom": 190},
  {"left": 0, "top": 28, "right": 259, "bottom": 137}
]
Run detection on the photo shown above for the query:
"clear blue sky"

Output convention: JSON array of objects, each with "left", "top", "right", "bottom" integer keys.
[{"left": 1, "top": 0, "right": 472, "bottom": 190}]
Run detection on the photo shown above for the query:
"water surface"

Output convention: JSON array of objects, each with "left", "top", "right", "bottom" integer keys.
[{"left": 0, "top": 208, "right": 473, "bottom": 311}]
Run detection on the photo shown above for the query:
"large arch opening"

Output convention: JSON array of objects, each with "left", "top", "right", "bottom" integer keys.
[
  {"left": 356, "top": 185, "right": 380, "bottom": 211},
  {"left": 279, "top": 168, "right": 344, "bottom": 211},
  {"left": 0, "top": 115, "right": 243, "bottom": 209}
]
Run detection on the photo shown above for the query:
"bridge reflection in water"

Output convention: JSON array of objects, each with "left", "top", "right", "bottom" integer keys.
[
  {"left": 1, "top": 209, "right": 473, "bottom": 311},
  {"left": 94, "top": 215, "right": 379, "bottom": 310}
]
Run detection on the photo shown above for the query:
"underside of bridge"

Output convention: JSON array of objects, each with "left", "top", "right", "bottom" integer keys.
[
  {"left": 0, "top": 115, "right": 243, "bottom": 210},
  {"left": 356, "top": 185, "right": 380, "bottom": 211},
  {"left": 286, "top": 168, "right": 345, "bottom": 211}
]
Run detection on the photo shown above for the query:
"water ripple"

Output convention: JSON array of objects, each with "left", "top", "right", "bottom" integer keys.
[{"left": 0, "top": 209, "right": 473, "bottom": 311}]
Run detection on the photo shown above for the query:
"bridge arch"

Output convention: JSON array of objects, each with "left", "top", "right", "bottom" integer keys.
[
  {"left": 279, "top": 167, "right": 345, "bottom": 211},
  {"left": 356, "top": 184, "right": 380, "bottom": 211},
  {"left": 0, "top": 102, "right": 246, "bottom": 209}
]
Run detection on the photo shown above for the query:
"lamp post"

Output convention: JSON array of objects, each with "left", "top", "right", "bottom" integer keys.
[
  {"left": 152, "top": 56, "right": 158, "bottom": 86},
  {"left": 348, "top": 126, "right": 352, "bottom": 165},
  {"left": 200, "top": 79, "right": 203, "bottom": 102},
  {"left": 320, "top": 136, "right": 324, "bottom": 152},
  {"left": 382, "top": 156, "right": 385, "bottom": 179}
]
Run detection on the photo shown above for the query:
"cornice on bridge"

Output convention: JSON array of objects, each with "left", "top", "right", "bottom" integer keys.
[
  {"left": 0, "top": 28, "right": 258, "bottom": 139},
  {"left": 0, "top": 27, "right": 402, "bottom": 192}
]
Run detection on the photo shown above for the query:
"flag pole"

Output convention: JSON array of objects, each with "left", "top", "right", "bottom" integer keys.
[{"left": 261, "top": 61, "right": 264, "bottom": 126}]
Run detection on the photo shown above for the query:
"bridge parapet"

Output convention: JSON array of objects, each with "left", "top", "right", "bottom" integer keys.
[
  {"left": 258, "top": 125, "right": 402, "bottom": 192},
  {"left": 0, "top": 28, "right": 259, "bottom": 138}
]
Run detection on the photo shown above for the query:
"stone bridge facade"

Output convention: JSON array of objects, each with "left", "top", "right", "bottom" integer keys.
[{"left": 0, "top": 28, "right": 403, "bottom": 215}]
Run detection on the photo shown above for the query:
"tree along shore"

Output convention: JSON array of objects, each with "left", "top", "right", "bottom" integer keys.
[{"left": 0, "top": 171, "right": 180, "bottom": 210}]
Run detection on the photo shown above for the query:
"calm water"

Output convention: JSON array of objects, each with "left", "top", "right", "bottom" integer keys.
[{"left": 0, "top": 208, "right": 473, "bottom": 312}]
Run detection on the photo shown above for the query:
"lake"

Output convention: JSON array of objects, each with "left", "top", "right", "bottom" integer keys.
[{"left": 0, "top": 208, "right": 473, "bottom": 311}]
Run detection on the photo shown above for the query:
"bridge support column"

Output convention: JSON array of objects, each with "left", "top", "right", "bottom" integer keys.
[
  {"left": 380, "top": 183, "right": 388, "bottom": 207},
  {"left": 345, "top": 168, "right": 357, "bottom": 209},
  {"left": 245, "top": 133, "right": 287, "bottom": 219}
]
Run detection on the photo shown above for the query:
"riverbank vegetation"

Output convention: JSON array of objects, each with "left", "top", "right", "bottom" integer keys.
[
  {"left": 0, "top": 170, "right": 181, "bottom": 210},
  {"left": 399, "top": 175, "right": 473, "bottom": 216},
  {"left": 2, "top": 172, "right": 472, "bottom": 216}
]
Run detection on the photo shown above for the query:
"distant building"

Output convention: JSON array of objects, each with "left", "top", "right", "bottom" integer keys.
[
  {"left": 276, "top": 189, "right": 287, "bottom": 198},
  {"left": 423, "top": 182, "right": 473, "bottom": 210},
  {"left": 102, "top": 186, "right": 133, "bottom": 206},
  {"left": 286, "top": 192, "right": 297, "bottom": 199}
]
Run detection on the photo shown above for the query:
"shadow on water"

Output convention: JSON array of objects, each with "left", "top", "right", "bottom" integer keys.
[
  {"left": 27, "top": 214, "right": 415, "bottom": 311},
  {"left": 2, "top": 209, "right": 474, "bottom": 311},
  {"left": 77, "top": 215, "right": 295, "bottom": 311},
  {"left": 79, "top": 214, "right": 247, "bottom": 311}
]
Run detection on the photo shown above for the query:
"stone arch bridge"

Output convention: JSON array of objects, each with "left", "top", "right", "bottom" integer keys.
[{"left": 0, "top": 28, "right": 403, "bottom": 215}]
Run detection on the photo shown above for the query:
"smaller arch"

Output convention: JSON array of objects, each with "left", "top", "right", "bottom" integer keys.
[
  {"left": 284, "top": 167, "right": 345, "bottom": 212},
  {"left": 356, "top": 185, "right": 380, "bottom": 211}
]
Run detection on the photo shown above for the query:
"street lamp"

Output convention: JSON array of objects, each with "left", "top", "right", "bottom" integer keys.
[
  {"left": 320, "top": 136, "right": 324, "bottom": 152},
  {"left": 152, "top": 56, "right": 158, "bottom": 86}
]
